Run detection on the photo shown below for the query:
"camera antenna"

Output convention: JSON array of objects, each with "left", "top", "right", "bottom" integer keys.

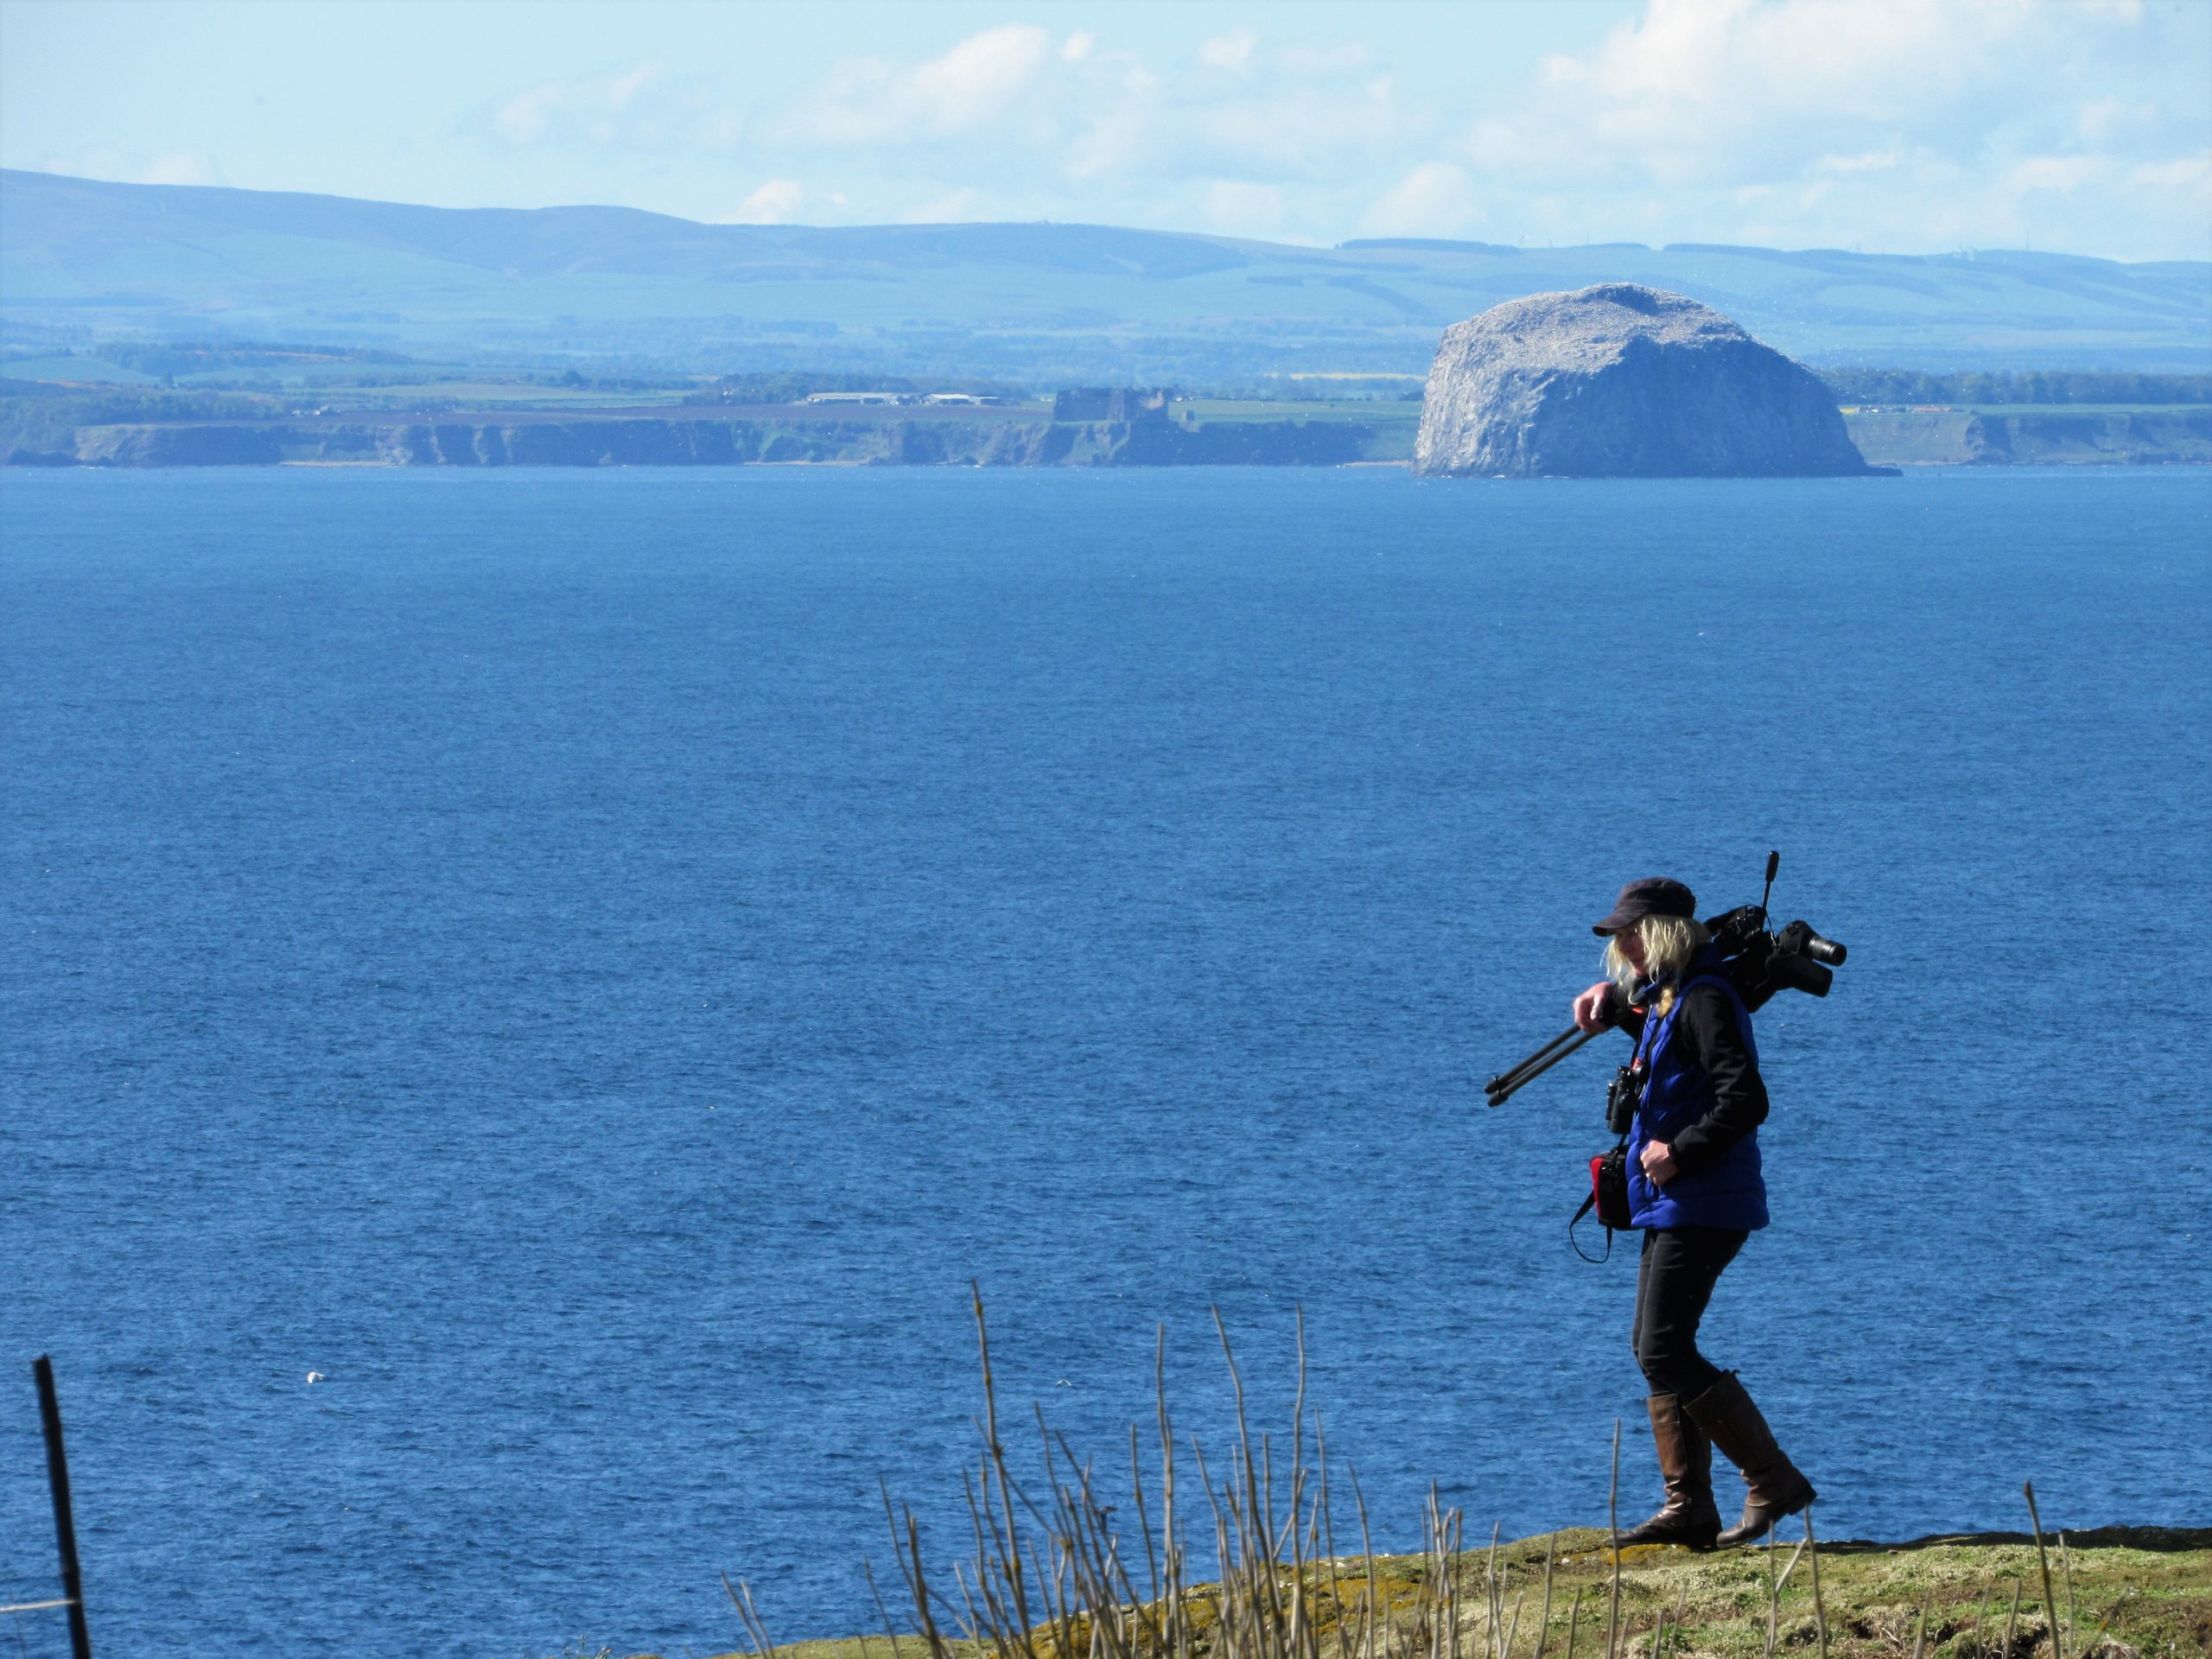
[{"left": 1758, "top": 849, "right": 1780, "bottom": 923}]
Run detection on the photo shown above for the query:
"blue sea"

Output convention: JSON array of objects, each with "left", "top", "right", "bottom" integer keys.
[{"left": 3, "top": 466, "right": 2208, "bottom": 1657}]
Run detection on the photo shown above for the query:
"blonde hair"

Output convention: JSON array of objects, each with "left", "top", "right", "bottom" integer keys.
[{"left": 1604, "top": 913, "right": 1711, "bottom": 1016}]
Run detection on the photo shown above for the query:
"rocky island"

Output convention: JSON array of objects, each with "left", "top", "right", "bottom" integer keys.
[{"left": 1415, "top": 283, "right": 1886, "bottom": 478}]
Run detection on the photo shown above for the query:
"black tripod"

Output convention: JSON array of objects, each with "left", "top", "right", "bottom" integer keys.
[
  {"left": 1485, "top": 975, "right": 1666, "bottom": 1107},
  {"left": 1484, "top": 1022, "right": 1605, "bottom": 1106}
]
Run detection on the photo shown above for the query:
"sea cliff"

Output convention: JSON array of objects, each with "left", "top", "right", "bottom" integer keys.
[
  {"left": 7, "top": 413, "right": 1377, "bottom": 468},
  {"left": 9, "top": 399, "right": 2206, "bottom": 469},
  {"left": 1844, "top": 407, "right": 2212, "bottom": 467}
]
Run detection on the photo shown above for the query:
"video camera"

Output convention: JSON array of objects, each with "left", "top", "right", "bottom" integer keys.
[
  {"left": 1483, "top": 851, "right": 1845, "bottom": 1108},
  {"left": 1702, "top": 889, "right": 1847, "bottom": 1014}
]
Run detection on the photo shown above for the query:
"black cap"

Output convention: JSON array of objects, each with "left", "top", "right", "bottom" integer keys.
[{"left": 1592, "top": 877, "right": 1697, "bottom": 937}]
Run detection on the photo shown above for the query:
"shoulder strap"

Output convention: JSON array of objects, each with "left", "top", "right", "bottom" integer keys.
[
  {"left": 1569, "top": 1137, "right": 1630, "bottom": 1263},
  {"left": 1640, "top": 971, "right": 1738, "bottom": 1054},
  {"left": 1687, "top": 969, "right": 1767, "bottom": 1024},
  {"left": 1674, "top": 969, "right": 1757, "bottom": 1052},
  {"left": 1631, "top": 992, "right": 1677, "bottom": 1066},
  {"left": 1569, "top": 1193, "right": 1613, "bottom": 1262}
]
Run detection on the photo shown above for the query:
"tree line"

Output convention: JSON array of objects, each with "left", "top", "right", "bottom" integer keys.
[
  {"left": 1819, "top": 369, "right": 2209, "bottom": 406},
  {"left": 0, "top": 384, "right": 286, "bottom": 452}
]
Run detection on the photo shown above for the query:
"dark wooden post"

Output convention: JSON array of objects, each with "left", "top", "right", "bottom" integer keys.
[{"left": 33, "top": 1357, "right": 92, "bottom": 1659}]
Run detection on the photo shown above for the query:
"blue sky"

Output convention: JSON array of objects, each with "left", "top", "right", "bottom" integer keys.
[{"left": 3, "top": 0, "right": 2206, "bottom": 259}]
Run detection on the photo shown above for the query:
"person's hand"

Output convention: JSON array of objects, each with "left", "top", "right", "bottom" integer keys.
[
  {"left": 1572, "top": 982, "right": 1617, "bottom": 1033},
  {"left": 1640, "top": 1141, "right": 1678, "bottom": 1185}
]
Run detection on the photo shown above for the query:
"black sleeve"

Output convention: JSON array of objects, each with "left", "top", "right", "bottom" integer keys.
[{"left": 1665, "top": 984, "right": 1769, "bottom": 1175}]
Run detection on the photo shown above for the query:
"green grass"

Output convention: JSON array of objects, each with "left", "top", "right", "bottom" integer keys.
[
  {"left": 300, "top": 380, "right": 692, "bottom": 409},
  {"left": 554, "top": 1297, "right": 2209, "bottom": 1659},
  {"left": 561, "top": 1526, "right": 2212, "bottom": 1659},
  {"left": 1952, "top": 404, "right": 2209, "bottom": 416},
  {"left": 1, "top": 355, "right": 162, "bottom": 385},
  {"left": 1179, "top": 398, "right": 1421, "bottom": 424},
  {"left": 1838, "top": 404, "right": 2211, "bottom": 416}
]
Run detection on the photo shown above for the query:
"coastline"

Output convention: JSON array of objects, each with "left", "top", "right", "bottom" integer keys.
[
  {"left": 7, "top": 404, "right": 2206, "bottom": 468},
  {"left": 1, "top": 410, "right": 1387, "bottom": 469}
]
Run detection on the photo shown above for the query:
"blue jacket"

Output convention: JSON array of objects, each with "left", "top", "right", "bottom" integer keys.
[{"left": 1626, "top": 962, "right": 1770, "bottom": 1231}]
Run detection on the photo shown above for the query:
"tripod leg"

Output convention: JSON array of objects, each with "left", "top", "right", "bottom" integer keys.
[
  {"left": 1485, "top": 1026, "right": 1584, "bottom": 1096},
  {"left": 1486, "top": 1026, "right": 1601, "bottom": 1104}
]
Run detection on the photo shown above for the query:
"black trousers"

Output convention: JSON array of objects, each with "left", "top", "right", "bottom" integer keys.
[{"left": 1631, "top": 1226, "right": 1749, "bottom": 1400}]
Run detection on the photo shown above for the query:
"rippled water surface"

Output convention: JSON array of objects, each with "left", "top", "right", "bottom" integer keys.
[{"left": 3, "top": 467, "right": 2208, "bottom": 1656}]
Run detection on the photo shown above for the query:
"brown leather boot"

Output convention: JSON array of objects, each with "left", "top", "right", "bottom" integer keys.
[
  {"left": 1618, "top": 1393, "right": 1721, "bottom": 1548},
  {"left": 1683, "top": 1371, "right": 1815, "bottom": 1547}
]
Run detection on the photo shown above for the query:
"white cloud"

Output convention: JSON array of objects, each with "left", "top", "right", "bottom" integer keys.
[
  {"left": 496, "top": 64, "right": 664, "bottom": 145},
  {"left": 2131, "top": 153, "right": 2210, "bottom": 191},
  {"left": 1065, "top": 108, "right": 1154, "bottom": 181},
  {"left": 606, "top": 65, "right": 658, "bottom": 109},
  {"left": 1198, "top": 31, "right": 1257, "bottom": 73},
  {"left": 1203, "top": 179, "right": 1286, "bottom": 233},
  {"left": 1275, "top": 41, "right": 1370, "bottom": 78},
  {"left": 2076, "top": 96, "right": 2158, "bottom": 142},
  {"left": 2009, "top": 156, "right": 2109, "bottom": 196},
  {"left": 141, "top": 149, "right": 220, "bottom": 187},
  {"left": 1057, "top": 35, "right": 1417, "bottom": 187},
  {"left": 37, "top": 146, "right": 224, "bottom": 188},
  {"left": 788, "top": 25, "right": 1053, "bottom": 145},
  {"left": 1452, "top": 0, "right": 2209, "bottom": 256},
  {"left": 1361, "top": 161, "right": 1483, "bottom": 237},
  {"left": 1812, "top": 148, "right": 1907, "bottom": 176},
  {"left": 451, "top": 3, "right": 2205, "bottom": 257},
  {"left": 1459, "top": 0, "right": 2194, "bottom": 186},
  {"left": 726, "top": 178, "right": 806, "bottom": 223},
  {"left": 900, "top": 188, "right": 984, "bottom": 223},
  {"left": 751, "top": 18, "right": 1422, "bottom": 234}
]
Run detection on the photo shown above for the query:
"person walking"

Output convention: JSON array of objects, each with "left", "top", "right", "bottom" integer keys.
[{"left": 1570, "top": 876, "right": 1816, "bottom": 1549}]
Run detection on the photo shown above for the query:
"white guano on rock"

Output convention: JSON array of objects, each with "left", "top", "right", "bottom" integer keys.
[{"left": 1414, "top": 284, "right": 1881, "bottom": 478}]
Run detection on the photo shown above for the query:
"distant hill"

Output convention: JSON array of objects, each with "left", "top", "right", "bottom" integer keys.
[{"left": 3, "top": 168, "right": 2205, "bottom": 379}]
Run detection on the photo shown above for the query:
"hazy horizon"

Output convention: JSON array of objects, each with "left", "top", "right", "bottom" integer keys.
[
  {"left": 7, "top": 161, "right": 2209, "bottom": 267},
  {"left": 3, "top": 0, "right": 2208, "bottom": 263}
]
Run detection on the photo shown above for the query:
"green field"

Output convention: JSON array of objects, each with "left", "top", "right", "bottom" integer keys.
[
  {"left": 1181, "top": 397, "right": 1420, "bottom": 423},
  {"left": 1, "top": 353, "right": 161, "bottom": 385},
  {"left": 1841, "top": 403, "right": 2211, "bottom": 416},
  {"left": 297, "top": 379, "right": 690, "bottom": 410}
]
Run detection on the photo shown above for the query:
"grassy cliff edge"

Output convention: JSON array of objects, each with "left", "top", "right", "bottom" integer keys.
[{"left": 566, "top": 1527, "right": 2212, "bottom": 1659}]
